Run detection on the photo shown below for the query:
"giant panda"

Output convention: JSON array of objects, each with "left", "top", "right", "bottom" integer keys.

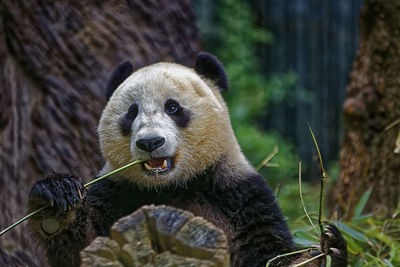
[{"left": 27, "top": 52, "right": 347, "bottom": 267}]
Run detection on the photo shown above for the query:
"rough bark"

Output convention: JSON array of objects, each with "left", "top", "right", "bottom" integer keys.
[
  {"left": 332, "top": 0, "right": 400, "bottom": 220},
  {"left": 80, "top": 205, "right": 230, "bottom": 266},
  {"left": 0, "top": 0, "right": 200, "bottom": 265}
]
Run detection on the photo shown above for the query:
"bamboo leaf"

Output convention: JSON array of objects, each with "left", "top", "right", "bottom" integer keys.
[
  {"left": 293, "top": 230, "right": 319, "bottom": 247},
  {"left": 343, "top": 235, "right": 363, "bottom": 254},
  {"left": 383, "top": 259, "right": 394, "bottom": 267},
  {"left": 351, "top": 213, "right": 372, "bottom": 223},
  {"left": 353, "top": 188, "right": 372, "bottom": 220},
  {"left": 337, "top": 221, "right": 369, "bottom": 242}
]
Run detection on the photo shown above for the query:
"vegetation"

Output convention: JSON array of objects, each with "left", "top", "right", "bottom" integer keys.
[
  {"left": 197, "top": 0, "right": 400, "bottom": 266},
  {"left": 294, "top": 188, "right": 400, "bottom": 266},
  {"left": 205, "top": 0, "right": 301, "bottom": 184}
]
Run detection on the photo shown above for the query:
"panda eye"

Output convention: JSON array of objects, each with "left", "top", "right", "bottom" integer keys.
[
  {"left": 165, "top": 98, "right": 191, "bottom": 127},
  {"left": 165, "top": 99, "right": 180, "bottom": 114}
]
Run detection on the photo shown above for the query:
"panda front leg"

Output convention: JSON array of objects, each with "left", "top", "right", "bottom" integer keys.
[
  {"left": 218, "top": 174, "right": 347, "bottom": 267},
  {"left": 27, "top": 173, "right": 93, "bottom": 267},
  {"left": 319, "top": 224, "right": 348, "bottom": 266},
  {"left": 289, "top": 224, "right": 347, "bottom": 267}
]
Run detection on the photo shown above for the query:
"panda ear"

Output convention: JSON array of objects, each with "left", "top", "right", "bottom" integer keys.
[
  {"left": 106, "top": 61, "right": 134, "bottom": 100},
  {"left": 194, "top": 52, "right": 229, "bottom": 92}
]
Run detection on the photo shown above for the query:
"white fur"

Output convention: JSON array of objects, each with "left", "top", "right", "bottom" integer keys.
[{"left": 98, "top": 62, "right": 253, "bottom": 188}]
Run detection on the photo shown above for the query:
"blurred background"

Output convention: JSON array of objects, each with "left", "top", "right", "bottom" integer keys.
[
  {"left": 192, "top": 0, "right": 366, "bottom": 227},
  {"left": 193, "top": 0, "right": 364, "bottom": 183},
  {"left": 1, "top": 0, "right": 399, "bottom": 266}
]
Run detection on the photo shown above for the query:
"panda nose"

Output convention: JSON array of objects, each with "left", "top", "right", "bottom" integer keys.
[{"left": 136, "top": 137, "right": 165, "bottom": 152}]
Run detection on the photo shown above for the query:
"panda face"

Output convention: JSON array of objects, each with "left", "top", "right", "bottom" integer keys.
[{"left": 98, "top": 63, "right": 233, "bottom": 187}]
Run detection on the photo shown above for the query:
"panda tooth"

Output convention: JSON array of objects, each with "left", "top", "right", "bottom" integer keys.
[
  {"left": 162, "top": 159, "right": 167, "bottom": 169},
  {"left": 144, "top": 162, "right": 153, "bottom": 170}
]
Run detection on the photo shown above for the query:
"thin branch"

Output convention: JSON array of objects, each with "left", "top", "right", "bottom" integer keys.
[
  {"left": 308, "top": 124, "right": 326, "bottom": 234},
  {"left": 0, "top": 206, "right": 47, "bottom": 236},
  {"left": 0, "top": 159, "right": 145, "bottom": 237},
  {"left": 84, "top": 160, "right": 144, "bottom": 187},
  {"left": 265, "top": 248, "right": 312, "bottom": 267},
  {"left": 384, "top": 117, "right": 400, "bottom": 132},
  {"left": 289, "top": 253, "right": 325, "bottom": 267},
  {"left": 298, "top": 162, "right": 319, "bottom": 236},
  {"left": 256, "top": 146, "right": 278, "bottom": 171}
]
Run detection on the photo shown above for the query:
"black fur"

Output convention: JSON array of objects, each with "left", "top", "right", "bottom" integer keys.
[
  {"left": 28, "top": 174, "right": 87, "bottom": 267},
  {"left": 28, "top": 54, "right": 347, "bottom": 266},
  {"left": 87, "top": 165, "right": 296, "bottom": 266},
  {"left": 165, "top": 98, "right": 191, "bottom": 128},
  {"left": 28, "top": 174, "right": 86, "bottom": 216},
  {"left": 194, "top": 52, "right": 229, "bottom": 92},
  {"left": 105, "top": 61, "right": 133, "bottom": 100},
  {"left": 28, "top": 162, "right": 347, "bottom": 267},
  {"left": 321, "top": 224, "right": 348, "bottom": 266},
  {"left": 119, "top": 103, "right": 138, "bottom": 136}
]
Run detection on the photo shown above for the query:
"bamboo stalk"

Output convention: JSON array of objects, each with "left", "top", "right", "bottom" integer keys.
[
  {"left": 289, "top": 253, "right": 325, "bottom": 267},
  {"left": 0, "top": 159, "right": 144, "bottom": 237},
  {"left": 265, "top": 248, "right": 312, "bottom": 267},
  {"left": 256, "top": 146, "right": 278, "bottom": 171},
  {"left": 298, "top": 161, "right": 319, "bottom": 236},
  {"left": 308, "top": 124, "right": 326, "bottom": 234}
]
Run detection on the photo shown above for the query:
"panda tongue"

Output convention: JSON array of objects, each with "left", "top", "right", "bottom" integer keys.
[{"left": 147, "top": 158, "right": 166, "bottom": 168}]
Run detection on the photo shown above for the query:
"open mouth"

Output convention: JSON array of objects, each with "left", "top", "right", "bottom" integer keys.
[{"left": 143, "top": 156, "right": 174, "bottom": 175}]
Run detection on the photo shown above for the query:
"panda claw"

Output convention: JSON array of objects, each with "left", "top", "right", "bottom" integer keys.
[
  {"left": 325, "top": 232, "right": 335, "bottom": 239},
  {"left": 330, "top": 248, "right": 341, "bottom": 255},
  {"left": 78, "top": 189, "right": 83, "bottom": 200},
  {"left": 320, "top": 224, "right": 348, "bottom": 266},
  {"left": 28, "top": 174, "right": 85, "bottom": 218}
]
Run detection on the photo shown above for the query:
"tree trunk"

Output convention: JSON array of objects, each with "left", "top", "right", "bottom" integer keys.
[
  {"left": 81, "top": 205, "right": 230, "bottom": 266},
  {"left": 332, "top": 0, "right": 400, "bottom": 220},
  {"left": 0, "top": 0, "right": 200, "bottom": 265}
]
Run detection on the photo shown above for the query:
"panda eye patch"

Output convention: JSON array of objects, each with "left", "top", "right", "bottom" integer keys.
[
  {"left": 126, "top": 103, "right": 138, "bottom": 119},
  {"left": 165, "top": 99, "right": 191, "bottom": 128},
  {"left": 165, "top": 99, "right": 180, "bottom": 114},
  {"left": 120, "top": 103, "right": 138, "bottom": 136}
]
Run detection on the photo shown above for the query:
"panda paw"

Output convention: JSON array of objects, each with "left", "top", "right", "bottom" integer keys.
[
  {"left": 320, "top": 224, "right": 348, "bottom": 266},
  {"left": 28, "top": 173, "right": 86, "bottom": 217}
]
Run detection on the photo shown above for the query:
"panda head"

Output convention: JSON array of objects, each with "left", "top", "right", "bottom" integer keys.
[{"left": 99, "top": 53, "right": 247, "bottom": 187}]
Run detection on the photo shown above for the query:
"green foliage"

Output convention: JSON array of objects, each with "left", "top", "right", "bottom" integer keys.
[
  {"left": 196, "top": 0, "right": 400, "bottom": 265},
  {"left": 216, "top": 0, "right": 273, "bottom": 120},
  {"left": 211, "top": 0, "right": 299, "bottom": 181},
  {"left": 235, "top": 126, "right": 297, "bottom": 184},
  {"left": 291, "top": 187, "right": 400, "bottom": 266},
  {"left": 341, "top": 195, "right": 400, "bottom": 266},
  {"left": 277, "top": 181, "right": 319, "bottom": 229},
  {"left": 196, "top": 1, "right": 400, "bottom": 265}
]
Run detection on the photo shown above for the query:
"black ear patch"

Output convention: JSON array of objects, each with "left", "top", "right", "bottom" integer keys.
[
  {"left": 194, "top": 52, "right": 228, "bottom": 92},
  {"left": 106, "top": 61, "right": 133, "bottom": 100}
]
